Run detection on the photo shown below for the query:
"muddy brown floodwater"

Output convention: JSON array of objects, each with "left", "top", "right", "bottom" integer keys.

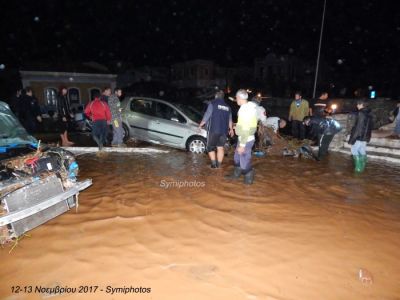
[{"left": 1, "top": 150, "right": 400, "bottom": 300}]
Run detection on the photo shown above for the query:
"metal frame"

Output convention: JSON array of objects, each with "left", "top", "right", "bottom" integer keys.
[{"left": 0, "top": 179, "right": 92, "bottom": 227}]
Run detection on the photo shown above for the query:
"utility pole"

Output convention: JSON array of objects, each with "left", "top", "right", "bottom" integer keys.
[{"left": 312, "top": 0, "right": 327, "bottom": 98}]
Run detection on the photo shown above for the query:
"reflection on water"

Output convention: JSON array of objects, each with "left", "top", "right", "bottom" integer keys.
[{"left": 1, "top": 150, "right": 400, "bottom": 300}]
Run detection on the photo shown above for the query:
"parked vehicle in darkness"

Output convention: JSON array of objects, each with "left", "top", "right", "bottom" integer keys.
[{"left": 121, "top": 97, "right": 207, "bottom": 153}]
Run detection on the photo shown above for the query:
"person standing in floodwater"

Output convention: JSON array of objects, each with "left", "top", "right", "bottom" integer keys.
[
  {"left": 225, "top": 89, "right": 258, "bottom": 185},
  {"left": 84, "top": 91, "right": 111, "bottom": 151},
  {"left": 288, "top": 91, "right": 309, "bottom": 140},
  {"left": 57, "top": 86, "right": 74, "bottom": 146},
  {"left": 303, "top": 115, "right": 341, "bottom": 160},
  {"left": 199, "top": 90, "right": 234, "bottom": 168},
  {"left": 108, "top": 87, "right": 126, "bottom": 147},
  {"left": 348, "top": 99, "right": 373, "bottom": 173}
]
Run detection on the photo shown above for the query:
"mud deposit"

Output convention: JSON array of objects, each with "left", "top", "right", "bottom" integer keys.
[{"left": 1, "top": 150, "right": 400, "bottom": 299}]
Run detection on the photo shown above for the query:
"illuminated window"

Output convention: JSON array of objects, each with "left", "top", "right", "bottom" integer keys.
[{"left": 44, "top": 88, "right": 57, "bottom": 106}]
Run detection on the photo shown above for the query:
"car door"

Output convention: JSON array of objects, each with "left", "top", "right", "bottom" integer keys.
[
  {"left": 125, "top": 98, "right": 160, "bottom": 142},
  {"left": 150, "top": 101, "right": 188, "bottom": 146}
]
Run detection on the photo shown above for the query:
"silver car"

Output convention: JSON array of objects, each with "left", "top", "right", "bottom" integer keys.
[{"left": 121, "top": 97, "right": 207, "bottom": 153}]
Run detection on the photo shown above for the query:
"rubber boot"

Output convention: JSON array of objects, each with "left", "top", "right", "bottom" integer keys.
[
  {"left": 243, "top": 169, "right": 255, "bottom": 185},
  {"left": 225, "top": 166, "right": 242, "bottom": 180},
  {"left": 360, "top": 155, "right": 367, "bottom": 172},
  {"left": 353, "top": 155, "right": 363, "bottom": 173}
]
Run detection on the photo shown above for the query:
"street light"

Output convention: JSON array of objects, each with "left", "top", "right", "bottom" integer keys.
[{"left": 312, "top": 0, "right": 327, "bottom": 98}]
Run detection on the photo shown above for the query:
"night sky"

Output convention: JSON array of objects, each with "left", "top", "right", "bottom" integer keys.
[{"left": 1, "top": 0, "right": 399, "bottom": 93}]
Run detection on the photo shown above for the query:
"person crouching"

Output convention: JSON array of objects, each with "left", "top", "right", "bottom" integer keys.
[{"left": 303, "top": 115, "right": 341, "bottom": 160}]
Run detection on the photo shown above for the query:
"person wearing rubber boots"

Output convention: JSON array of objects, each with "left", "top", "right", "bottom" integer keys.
[
  {"left": 226, "top": 89, "right": 258, "bottom": 185},
  {"left": 348, "top": 99, "right": 373, "bottom": 173}
]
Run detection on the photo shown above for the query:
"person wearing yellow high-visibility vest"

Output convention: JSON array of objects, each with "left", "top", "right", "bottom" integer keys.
[{"left": 225, "top": 89, "right": 258, "bottom": 185}]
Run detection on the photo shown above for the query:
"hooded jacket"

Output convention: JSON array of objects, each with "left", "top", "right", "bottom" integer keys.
[
  {"left": 84, "top": 97, "right": 111, "bottom": 122},
  {"left": 348, "top": 108, "right": 373, "bottom": 145}
]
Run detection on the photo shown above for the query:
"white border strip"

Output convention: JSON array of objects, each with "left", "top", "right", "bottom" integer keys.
[{"left": 62, "top": 147, "right": 170, "bottom": 154}]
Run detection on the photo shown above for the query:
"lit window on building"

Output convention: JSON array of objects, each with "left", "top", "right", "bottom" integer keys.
[{"left": 44, "top": 88, "right": 57, "bottom": 106}]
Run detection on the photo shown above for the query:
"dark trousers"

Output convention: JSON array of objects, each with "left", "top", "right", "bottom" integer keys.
[
  {"left": 318, "top": 134, "right": 334, "bottom": 159},
  {"left": 92, "top": 120, "right": 108, "bottom": 148},
  {"left": 234, "top": 140, "right": 255, "bottom": 173},
  {"left": 291, "top": 120, "right": 306, "bottom": 140}
]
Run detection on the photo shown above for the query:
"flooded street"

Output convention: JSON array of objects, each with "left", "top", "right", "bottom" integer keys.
[{"left": 1, "top": 150, "right": 400, "bottom": 300}]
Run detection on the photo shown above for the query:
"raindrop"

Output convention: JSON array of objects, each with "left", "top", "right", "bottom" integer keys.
[
  {"left": 288, "top": 48, "right": 294, "bottom": 54},
  {"left": 337, "top": 59, "right": 344, "bottom": 65},
  {"left": 34, "top": 16, "right": 40, "bottom": 22},
  {"left": 0, "top": 64, "right": 5, "bottom": 70}
]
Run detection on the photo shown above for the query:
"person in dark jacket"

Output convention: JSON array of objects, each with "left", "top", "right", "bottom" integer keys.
[
  {"left": 348, "top": 99, "right": 373, "bottom": 172},
  {"left": 9, "top": 89, "right": 22, "bottom": 118},
  {"left": 19, "top": 87, "right": 42, "bottom": 134},
  {"left": 199, "top": 90, "right": 234, "bottom": 168},
  {"left": 57, "top": 86, "right": 74, "bottom": 146},
  {"left": 310, "top": 91, "right": 332, "bottom": 117},
  {"left": 303, "top": 115, "right": 341, "bottom": 160},
  {"left": 108, "top": 87, "right": 125, "bottom": 147}
]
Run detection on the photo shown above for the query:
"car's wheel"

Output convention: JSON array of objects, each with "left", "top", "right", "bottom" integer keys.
[
  {"left": 122, "top": 123, "right": 130, "bottom": 142},
  {"left": 186, "top": 136, "right": 206, "bottom": 153}
]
